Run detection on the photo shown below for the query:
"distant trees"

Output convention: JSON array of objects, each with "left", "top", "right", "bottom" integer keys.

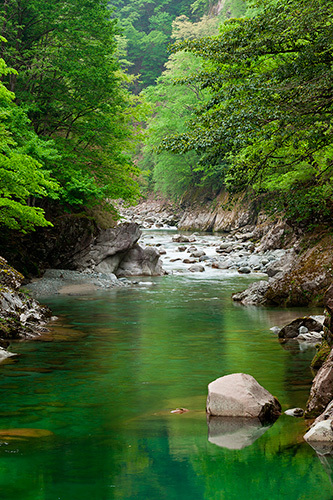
[
  {"left": 111, "top": 0, "right": 213, "bottom": 89},
  {"left": 139, "top": 15, "right": 220, "bottom": 197}
]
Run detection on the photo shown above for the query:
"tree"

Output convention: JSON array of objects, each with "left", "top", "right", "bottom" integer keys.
[
  {"left": 0, "top": 55, "right": 58, "bottom": 232},
  {"left": 161, "top": 0, "right": 333, "bottom": 223}
]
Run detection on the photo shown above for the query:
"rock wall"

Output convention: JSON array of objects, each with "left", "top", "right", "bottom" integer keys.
[{"left": 178, "top": 191, "right": 257, "bottom": 232}]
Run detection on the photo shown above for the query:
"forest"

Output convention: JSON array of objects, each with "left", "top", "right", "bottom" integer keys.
[{"left": 0, "top": 0, "right": 332, "bottom": 234}]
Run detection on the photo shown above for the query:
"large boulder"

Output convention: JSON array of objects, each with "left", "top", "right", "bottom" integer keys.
[
  {"left": 305, "top": 349, "right": 333, "bottom": 418},
  {"left": 73, "top": 223, "right": 141, "bottom": 269},
  {"left": 116, "top": 244, "right": 165, "bottom": 277},
  {"left": 206, "top": 373, "right": 281, "bottom": 423}
]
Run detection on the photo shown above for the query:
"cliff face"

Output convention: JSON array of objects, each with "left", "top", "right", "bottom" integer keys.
[{"left": 178, "top": 191, "right": 257, "bottom": 232}]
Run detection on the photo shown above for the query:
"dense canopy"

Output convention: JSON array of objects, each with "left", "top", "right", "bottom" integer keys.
[{"left": 158, "top": 0, "right": 333, "bottom": 222}]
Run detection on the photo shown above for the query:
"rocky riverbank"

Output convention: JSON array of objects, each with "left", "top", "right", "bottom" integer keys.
[
  {"left": 121, "top": 195, "right": 333, "bottom": 308},
  {"left": 0, "top": 256, "right": 52, "bottom": 361}
]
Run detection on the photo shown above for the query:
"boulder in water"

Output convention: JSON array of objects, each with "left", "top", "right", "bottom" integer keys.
[{"left": 206, "top": 373, "right": 281, "bottom": 423}]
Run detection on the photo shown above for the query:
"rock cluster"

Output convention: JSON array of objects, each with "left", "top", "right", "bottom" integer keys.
[
  {"left": 301, "top": 287, "right": 333, "bottom": 459},
  {"left": 277, "top": 316, "right": 324, "bottom": 342},
  {"left": 118, "top": 198, "right": 181, "bottom": 229},
  {"left": 0, "top": 257, "right": 51, "bottom": 360},
  {"left": 140, "top": 228, "right": 291, "bottom": 278}
]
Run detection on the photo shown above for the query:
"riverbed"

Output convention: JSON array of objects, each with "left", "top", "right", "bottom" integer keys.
[{"left": 0, "top": 229, "right": 331, "bottom": 500}]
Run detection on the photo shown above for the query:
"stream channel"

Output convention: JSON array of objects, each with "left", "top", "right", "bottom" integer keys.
[{"left": 0, "top": 229, "right": 332, "bottom": 500}]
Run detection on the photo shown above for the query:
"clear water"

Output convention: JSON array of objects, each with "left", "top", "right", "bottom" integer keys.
[{"left": 0, "top": 231, "right": 331, "bottom": 500}]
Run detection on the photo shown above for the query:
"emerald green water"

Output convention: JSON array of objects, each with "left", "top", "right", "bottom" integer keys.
[{"left": 0, "top": 270, "right": 332, "bottom": 499}]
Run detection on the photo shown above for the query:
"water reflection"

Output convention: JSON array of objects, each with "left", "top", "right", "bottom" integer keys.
[
  {"left": 0, "top": 230, "right": 331, "bottom": 499},
  {"left": 207, "top": 416, "right": 272, "bottom": 449}
]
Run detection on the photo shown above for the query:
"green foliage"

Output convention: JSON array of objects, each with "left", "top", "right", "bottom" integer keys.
[
  {"left": 0, "top": 0, "right": 142, "bottom": 217},
  {"left": 160, "top": 0, "right": 333, "bottom": 224},
  {"left": 139, "top": 15, "right": 221, "bottom": 198},
  {"left": 0, "top": 58, "right": 59, "bottom": 232},
  {"left": 111, "top": 0, "right": 208, "bottom": 88}
]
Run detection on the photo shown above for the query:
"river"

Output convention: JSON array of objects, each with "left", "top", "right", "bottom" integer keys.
[{"left": 0, "top": 229, "right": 331, "bottom": 500}]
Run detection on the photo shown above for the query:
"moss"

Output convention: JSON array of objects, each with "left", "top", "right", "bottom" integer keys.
[{"left": 311, "top": 340, "right": 331, "bottom": 370}]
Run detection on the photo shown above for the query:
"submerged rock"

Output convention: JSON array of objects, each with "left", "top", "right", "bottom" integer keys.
[{"left": 206, "top": 373, "right": 281, "bottom": 423}]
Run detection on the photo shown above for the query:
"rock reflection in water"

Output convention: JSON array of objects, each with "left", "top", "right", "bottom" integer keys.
[
  {"left": 208, "top": 416, "right": 272, "bottom": 450},
  {"left": 306, "top": 441, "right": 333, "bottom": 485}
]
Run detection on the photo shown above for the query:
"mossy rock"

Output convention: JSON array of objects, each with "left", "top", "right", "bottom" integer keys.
[
  {"left": 0, "top": 257, "right": 24, "bottom": 290},
  {"left": 311, "top": 341, "right": 331, "bottom": 370}
]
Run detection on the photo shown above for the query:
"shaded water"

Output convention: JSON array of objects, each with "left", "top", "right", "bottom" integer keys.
[{"left": 0, "top": 231, "right": 331, "bottom": 499}]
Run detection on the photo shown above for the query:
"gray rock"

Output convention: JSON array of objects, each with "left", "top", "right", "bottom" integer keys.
[
  {"left": 116, "top": 244, "right": 164, "bottom": 277},
  {"left": 191, "top": 251, "right": 206, "bottom": 258},
  {"left": 172, "top": 235, "right": 190, "bottom": 243},
  {"left": 232, "top": 281, "right": 270, "bottom": 306},
  {"left": 304, "top": 420, "right": 333, "bottom": 445},
  {"left": 206, "top": 373, "right": 281, "bottom": 423},
  {"left": 297, "top": 331, "right": 323, "bottom": 342},
  {"left": 199, "top": 255, "right": 210, "bottom": 262},
  {"left": 74, "top": 223, "right": 141, "bottom": 269},
  {"left": 306, "top": 349, "right": 333, "bottom": 418},
  {"left": 238, "top": 267, "right": 251, "bottom": 274},
  {"left": 188, "top": 265, "right": 205, "bottom": 273}
]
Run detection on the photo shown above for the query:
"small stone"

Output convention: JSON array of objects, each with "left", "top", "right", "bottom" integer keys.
[
  {"left": 183, "top": 258, "right": 196, "bottom": 264},
  {"left": 238, "top": 267, "right": 251, "bottom": 274},
  {"left": 188, "top": 265, "right": 205, "bottom": 273},
  {"left": 284, "top": 408, "right": 304, "bottom": 417}
]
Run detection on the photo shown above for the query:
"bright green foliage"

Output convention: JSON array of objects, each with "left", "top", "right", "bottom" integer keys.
[
  {"left": 140, "top": 15, "right": 220, "bottom": 198},
  {"left": 0, "top": 0, "right": 141, "bottom": 214},
  {"left": 161, "top": 0, "right": 333, "bottom": 223},
  {"left": 0, "top": 58, "right": 59, "bottom": 232}
]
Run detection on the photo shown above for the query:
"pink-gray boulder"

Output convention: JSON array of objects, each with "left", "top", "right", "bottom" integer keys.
[{"left": 206, "top": 373, "right": 281, "bottom": 423}]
